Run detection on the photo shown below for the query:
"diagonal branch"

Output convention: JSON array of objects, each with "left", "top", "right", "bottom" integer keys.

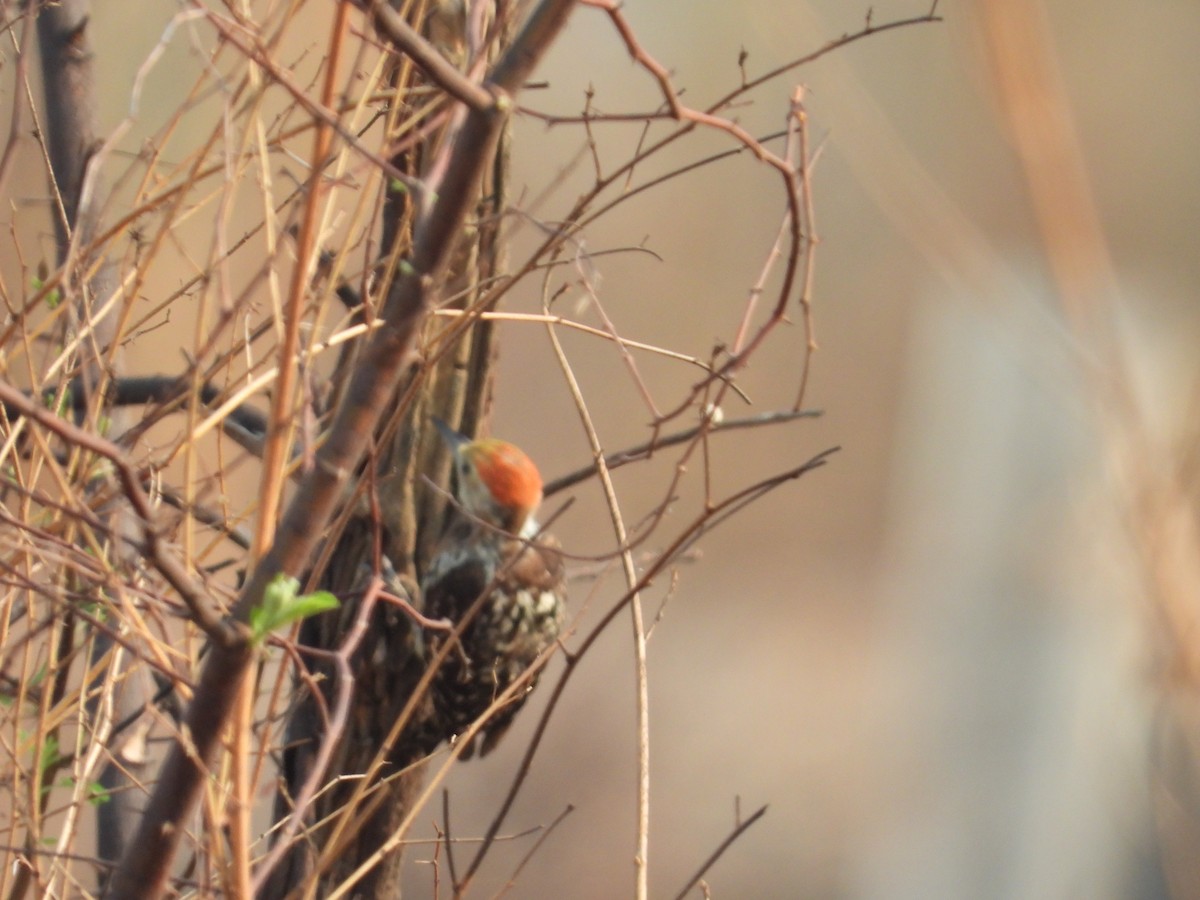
[
  {"left": 670, "top": 804, "right": 768, "bottom": 900},
  {"left": 543, "top": 409, "right": 821, "bottom": 496},
  {"left": 366, "top": 0, "right": 493, "bottom": 111}
]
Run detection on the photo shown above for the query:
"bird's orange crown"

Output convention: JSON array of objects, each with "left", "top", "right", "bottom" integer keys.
[
  {"left": 433, "top": 418, "right": 544, "bottom": 533},
  {"left": 462, "top": 438, "right": 543, "bottom": 522}
]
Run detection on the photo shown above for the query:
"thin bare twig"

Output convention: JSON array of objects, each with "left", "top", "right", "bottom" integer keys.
[
  {"left": 0, "top": 12, "right": 32, "bottom": 197},
  {"left": 670, "top": 804, "right": 768, "bottom": 900},
  {"left": 790, "top": 85, "right": 820, "bottom": 411},
  {"left": 544, "top": 409, "right": 821, "bottom": 496},
  {"left": 490, "top": 804, "right": 575, "bottom": 899},
  {"left": 442, "top": 790, "right": 459, "bottom": 889},
  {"left": 543, "top": 290, "right": 652, "bottom": 900},
  {"left": 513, "top": 4, "right": 940, "bottom": 422}
]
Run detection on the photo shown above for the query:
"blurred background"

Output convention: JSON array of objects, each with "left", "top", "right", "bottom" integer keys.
[
  {"left": 468, "top": 1, "right": 1200, "bottom": 897},
  {"left": 10, "top": 0, "right": 1198, "bottom": 896}
]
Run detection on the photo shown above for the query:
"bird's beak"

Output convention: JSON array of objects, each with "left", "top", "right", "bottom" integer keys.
[{"left": 432, "top": 416, "right": 470, "bottom": 452}]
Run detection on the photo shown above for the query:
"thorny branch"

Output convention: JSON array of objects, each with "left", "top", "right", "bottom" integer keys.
[
  {"left": 583, "top": 0, "right": 806, "bottom": 418},
  {"left": 514, "top": 2, "right": 941, "bottom": 420}
]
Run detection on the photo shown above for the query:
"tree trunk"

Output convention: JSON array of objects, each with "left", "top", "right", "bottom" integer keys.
[{"left": 266, "top": 3, "right": 511, "bottom": 895}]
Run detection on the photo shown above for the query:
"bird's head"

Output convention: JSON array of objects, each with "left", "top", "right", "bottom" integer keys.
[{"left": 434, "top": 418, "right": 544, "bottom": 535}]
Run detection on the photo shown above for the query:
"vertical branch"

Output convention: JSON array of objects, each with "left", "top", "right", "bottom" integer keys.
[
  {"left": 257, "top": 2, "right": 350, "bottom": 546},
  {"left": 544, "top": 307, "right": 651, "bottom": 899},
  {"left": 236, "top": 6, "right": 353, "bottom": 897},
  {"left": 280, "top": 3, "right": 517, "bottom": 894},
  {"left": 37, "top": 0, "right": 95, "bottom": 258},
  {"left": 35, "top": 1, "right": 147, "bottom": 888}
]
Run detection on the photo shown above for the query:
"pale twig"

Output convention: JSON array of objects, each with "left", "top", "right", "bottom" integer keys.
[
  {"left": 0, "top": 13, "right": 32, "bottom": 198},
  {"left": 542, "top": 293, "right": 651, "bottom": 899},
  {"left": 194, "top": 5, "right": 423, "bottom": 196},
  {"left": 570, "top": 243, "right": 661, "bottom": 419},
  {"left": 434, "top": 308, "right": 745, "bottom": 398}
]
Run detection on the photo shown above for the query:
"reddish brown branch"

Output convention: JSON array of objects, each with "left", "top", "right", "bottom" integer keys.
[{"left": 506, "top": 5, "right": 940, "bottom": 425}]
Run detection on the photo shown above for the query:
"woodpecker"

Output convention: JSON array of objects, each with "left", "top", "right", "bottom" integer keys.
[{"left": 421, "top": 419, "right": 565, "bottom": 758}]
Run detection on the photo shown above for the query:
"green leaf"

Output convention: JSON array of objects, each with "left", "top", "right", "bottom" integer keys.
[
  {"left": 79, "top": 599, "right": 108, "bottom": 623},
  {"left": 27, "top": 664, "right": 48, "bottom": 689},
  {"left": 87, "top": 782, "right": 112, "bottom": 806},
  {"left": 36, "top": 737, "right": 63, "bottom": 798},
  {"left": 249, "top": 574, "right": 338, "bottom": 645},
  {"left": 43, "top": 386, "right": 72, "bottom": 416},
  {"left": 32, "top": 273, "right": 61, "bottom": 309},
  {"left": 39, "top": 735, "right": 60, "bottom": 773}
]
